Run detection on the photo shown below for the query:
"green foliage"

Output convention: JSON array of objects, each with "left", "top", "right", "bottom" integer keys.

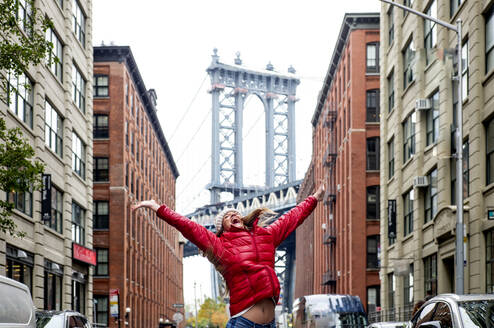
[
  {"left": 0, "top": 0, "right": 54, "bottom": 99},
  {"left": 0, "top": 117, "right": 44, "bottom": 237},
  {"left": 187, "top": 298, "right": 229, "bottom": 328}
]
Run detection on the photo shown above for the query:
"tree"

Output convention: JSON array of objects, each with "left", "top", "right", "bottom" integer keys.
[
  {"left": 0, "top": 0, "right": 54, "bottom": 98},
  {"left": 0, "top": 0, "right": 52, "bottom": 237},
  {"left": 0, "top": 118, "right": 44, "bottom": 237},
  {"left": 189, "top": 298, "right": 228, "bottom": 328}
]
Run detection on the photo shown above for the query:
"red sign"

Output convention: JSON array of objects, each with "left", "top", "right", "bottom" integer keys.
[{"left": 73, "top": 243, "right": 96, "bottom": 266}]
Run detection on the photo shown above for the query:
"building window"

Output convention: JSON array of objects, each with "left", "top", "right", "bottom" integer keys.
[
  {"left": 366, "top": 43, "right": 379, "bottom": 73},
  {"left": 72, "top": 64, "right": 85, "bottom": 112},
  {"left": 93, "top": 114, "right": 109, "bottom": 139},
  {"left": 45, "top": 186, "right": 63, "bottom": 233},
  {"left": 72, "top": 202, "right": 85, "bottom": 245},
  {"left": 366, "top": 89, "right": 379, "bottom": 122},
  {"left": 72, "top": 132, "right": 85, "bottom": 179},
  {"left": 424, "top": 1, "right": 437, "bottom": 65},
  {"left": 45, "top": 100, "right": 63, "bottom": 157},
  {"left": 451, "top": 140, "right": 469, "bottom": 204},
  {"left": 46, "top": 28, "right": 63, "bottom": 81},
  {"left": 450, "top": 0, "right": 463, "bottom": 17},
  {"left": 8, "top": 191, "right": 33, "bottom": 217},
  {"left": 125, "top": 121, "right": 129, "bottom": 146},
  {"left": 6, "top": 245, "right": 33, "bottom": 293},
  {"left": 44, "top": 260, "right": 63, "bottom": 310},
  {"left": 14, "top": 0, "right": 33, "bottom": 35},
  {"left": 388, "top": 138, "right": 395, "bottom": 179},
  {"left": 388, "top": 6, "right": 394, "bottom": 46},
  {"left": 388, "top": 273, "right": 395, "bottom": 309},
  {"left": 388, "top": 70, "right": 394, "bottom": 112},
  {"left": 426, "top": 91, "right": 439, "bottom": 146},
  {"left": 403, "top": 39, "right": 415, "bottom": 89},
  {"left": 487, "top": 230, "right": 494, "bottom": 293},
  {"left": 7, "top": 72, "right": 33, "bottom": 128},
  {"left": 403, "top": 113, "right": 416, "bottom": 162},
  {"left": 93, "top": 201, "right": 109, "bottom": 230},
  {"left": 72, "top": 279, "right": 86, "bottom": 314},
  {"left": 95, "top": 249, "right": 109, "bottom": 276},
  {"left": 424, "top": 254, "right": 437, "bottom": 296},
  {"left": 487, "top": 6, "right": 494, "bottom": 73},
  {"left": 93, "top": 75, "right": 108, "bottom": 97},
  {"left": 461, "top": 40, "right": 469, "bottom": 102},
  {"left": 425, "top": 168, "right": 438, "bottom": 223},
  {"left": 366, "top": 186, "right": 380, "bottom": 220},
  {"left": 403, "top": 264, "right": 414, "bottom": 308},
  {"left": 72, "top": 0, "right": 85, "bottom": 46},
  {"left": 367, "top": 137, "right": 380, "bottom": 170},
  {"left": 367, "top": 286, "right": 381, "bottom": 312},
  {"left": 367, "top": 235, "right": 380, "bottom": 269},
  {"left": 404, "top": 0, "right": 414, "bottom": 10},
  {"left": 94, "top": 157, "right": 109, "bottom": 182},
  {"left": 488, "top": 118, "right": 494, "bottom": 185},
  {"left": 94, "top": 296, "right": 109, "bottom": 326},
  {"left": 404, "top": 189, "right": 414, "bottom": 236}
]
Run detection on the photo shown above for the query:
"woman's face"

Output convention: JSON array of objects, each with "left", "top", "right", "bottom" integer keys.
[{"left": 222, "top": 211, "right": 244, "bottom": 232}]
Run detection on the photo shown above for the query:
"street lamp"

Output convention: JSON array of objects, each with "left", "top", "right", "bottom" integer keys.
[{"left": 378, "top": 0, "right": 464, "bottom": 295}]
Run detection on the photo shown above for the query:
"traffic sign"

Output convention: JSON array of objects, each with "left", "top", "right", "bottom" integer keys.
[
  {"left": 173, "top": 312, "right": 184, "bottom": 323},
  {"left": 172, "top": 303, "right": 184, "bottom": 308}
]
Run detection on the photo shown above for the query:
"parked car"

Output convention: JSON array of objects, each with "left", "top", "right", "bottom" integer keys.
[
  {"left": 368, "top": 322, "right": 410, "bottom": 328},
  {"left": 410, "top": 294, "right": 494, "bottom": 328},
  {"left": 0, "top": 275, "right": 36, "bottom": 327},
  {"left": 36, "top": 311, "right": 91, "bottom": 328}
]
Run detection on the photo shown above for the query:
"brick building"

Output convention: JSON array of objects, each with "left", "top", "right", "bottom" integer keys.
[
  {"left": 0, "top": 0, "right": 95, "bottom": 317},
  {"left": 296, "top": 13, "right": 380, "bottom": 311},
  {"left": 93, "top": 46, "right": 182, "bottom": 327}
]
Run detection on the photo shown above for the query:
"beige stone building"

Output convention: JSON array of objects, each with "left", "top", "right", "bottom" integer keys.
[
  {"left": 379, "top": 0, "right": 494, "bottom": 319},
  {"left": 0, "top": 0, "right": 94, "bottom": 318}
]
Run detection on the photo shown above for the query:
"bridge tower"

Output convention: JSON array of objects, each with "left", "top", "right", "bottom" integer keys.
[{"left": 207, "top": 49, "right": 300, "bottom": 203}]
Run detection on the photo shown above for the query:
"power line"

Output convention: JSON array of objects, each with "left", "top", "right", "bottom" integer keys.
[{"left": 169, "top": 74, "right": 208, "bottom": 143}]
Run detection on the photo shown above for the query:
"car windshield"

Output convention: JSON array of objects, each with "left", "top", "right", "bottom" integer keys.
[
  {"left": 459, "top": 300, "right": 494, "bottom": 328},
  {"left": 36, "top": 313, "right": 65, "bottom": 328}
]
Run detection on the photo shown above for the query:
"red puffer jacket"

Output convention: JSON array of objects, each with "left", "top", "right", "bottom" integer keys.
[{"left": 156, "top": 196, "right": 317, "bottom": 316}]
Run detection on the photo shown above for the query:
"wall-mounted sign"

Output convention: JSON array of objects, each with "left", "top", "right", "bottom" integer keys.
[
  {"left": 41, "top": 174, "right": 51, "bottom": 222},
  {"left": 388, "top": 200, "right": 396, "bottom": 240},
  {"left": 489, "top": 210, "right": 494, "bottom": 220},
  {"left": 110, "top": 289, "right": 119, "bottom": 318},
  {"left": 72, "top": 243, "right": 96, "bottom": 266}
]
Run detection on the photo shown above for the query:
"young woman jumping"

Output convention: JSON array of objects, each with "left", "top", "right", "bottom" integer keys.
[{"left": 132, "top": 184, "right": 324, "bottom": 328}]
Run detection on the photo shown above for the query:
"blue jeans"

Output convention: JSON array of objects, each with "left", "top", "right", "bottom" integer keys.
[{"left": 226, "top": 316, "right": 276, "bottom": 328}]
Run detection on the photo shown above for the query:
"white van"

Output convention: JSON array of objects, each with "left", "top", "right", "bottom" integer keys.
[{"left": 0, "top": 275, "right": 36, "bottom": 327}]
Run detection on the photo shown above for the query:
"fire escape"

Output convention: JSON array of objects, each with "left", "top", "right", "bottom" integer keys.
[{"left": 322, "top": 107, "right": 337, "bottom": 291}]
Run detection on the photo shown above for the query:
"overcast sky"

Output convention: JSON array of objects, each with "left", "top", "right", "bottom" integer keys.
[{"left": 93, "top": 0, "right": 380, "bottom": 308}]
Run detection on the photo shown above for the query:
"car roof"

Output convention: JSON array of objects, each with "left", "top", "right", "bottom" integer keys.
[
  {"left": 36, "top": 310, "right": 85, "bottom": 316},
  {"left": 429, "top": 294, "right": 494, "bottom": 303},
  {"left": 0, "top": 275, "right": 31, "bottom": 292}
]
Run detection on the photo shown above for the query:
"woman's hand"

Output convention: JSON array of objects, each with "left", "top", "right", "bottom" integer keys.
[
  {"left": 313, "top": 184, "right": 325, "bottom": 202},
  {"left": 131, "top": 200, "right": 161, "bottom": 213}
]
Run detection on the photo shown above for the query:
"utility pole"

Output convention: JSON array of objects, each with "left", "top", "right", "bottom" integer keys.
[
  {"left": 194, "top": 281, "right": 198, "bottom": 328},
  {"left": 378, "top": 0, "right": 464, "bottom": 294}
]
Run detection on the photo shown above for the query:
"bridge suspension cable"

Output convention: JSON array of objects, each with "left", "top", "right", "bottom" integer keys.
[{"left": 169, "top": 74, "right": 208, "bottom": 143}]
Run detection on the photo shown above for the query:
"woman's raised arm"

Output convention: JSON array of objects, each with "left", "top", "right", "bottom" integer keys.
[{"left": 132, "top": 200, "right": 224, "bottom": 257}]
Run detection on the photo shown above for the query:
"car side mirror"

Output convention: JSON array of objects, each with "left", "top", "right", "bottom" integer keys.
[{"left": 419, "top": 321, "right": 442, "bottom": 328}]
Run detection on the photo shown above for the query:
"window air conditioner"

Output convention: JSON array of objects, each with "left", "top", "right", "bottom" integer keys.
[
  {"left": 413, "top": 176, "right": 429, "bottom": 188},
  {"left": 415, "top": 98, "right": 432, "bottom": 111}
]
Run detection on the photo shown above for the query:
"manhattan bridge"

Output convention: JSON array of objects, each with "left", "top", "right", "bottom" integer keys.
[{"left": 184, "top": 49, "right": 301, "bottom": 313}]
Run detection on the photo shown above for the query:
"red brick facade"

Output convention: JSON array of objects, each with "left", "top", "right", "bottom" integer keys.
[
  {"left": 296, "top": 14, "right": 380, "bottom": 311},
  {"left": 93, "top": 46, "right": 183, "bottom": 327}
]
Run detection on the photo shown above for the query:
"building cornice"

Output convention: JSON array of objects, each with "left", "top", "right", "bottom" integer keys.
[{"left": 94, "top": 46, "right": 179, "bottom": 178}]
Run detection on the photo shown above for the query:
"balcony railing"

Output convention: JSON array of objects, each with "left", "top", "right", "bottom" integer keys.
[
  {"left": 324, "top": 110, "right": 337, "bottom": 129},
  {"left": 324, "top": 145, "right": 337, "bottom": 167},
  {"left": 323, "top": 232, "right": 336, "bottom": 245}
]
